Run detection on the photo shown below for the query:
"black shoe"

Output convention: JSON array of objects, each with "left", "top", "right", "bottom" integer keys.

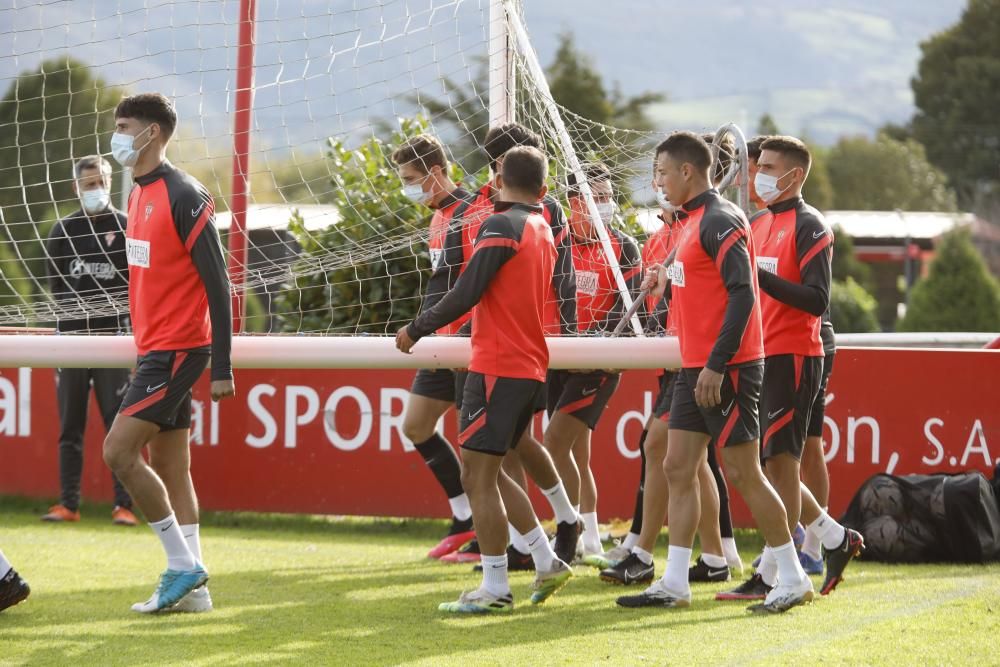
[
  {"left": 599, "top": 552, "right": 654, "bottom": 586},
  {"left": 553, "top": 520, "right": 581, "bottom": 566},
  {"left": 0, "top": 569, "right": 30, "bottom": 612},
  {"left": 447, "top": 516, "right": 474, "bottom": 536},
  {"left": 474, "top": 545, "right": 534, "bottom": 572},
  {"left": 616, "top": 580, "right": 690, "bottom": 608},
  {"left": 715, "top": 573, "right": 772, "bottom": 601},
  {"left": 821, "top": 528, "right": 864, "bottom": 595},
  {"left": 689, "top": 556, "right": 731, "bottom": 583}
]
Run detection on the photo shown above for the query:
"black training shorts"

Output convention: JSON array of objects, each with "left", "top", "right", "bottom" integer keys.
[
  {"left": 119, "top": 348, "right": 210, "bottom": 431},
  {"left": 806, "top": 352, "right": 835, "bottom": 438},
  {"left": 546, "top": 369, "right": 621, "bottom": 430},
  {"left": 668, "top": 362, "right": 763, "bottom": 447},
  {"left": 760, "top": 354, "right": 824, "bottom": 461},
  {"left": 458, "top": 371, "right": 543, "bottom": 457}
]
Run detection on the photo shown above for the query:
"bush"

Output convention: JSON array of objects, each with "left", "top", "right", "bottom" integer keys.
[
  {"left": 830, "top": 277, "right": 880, "bottom": 333},
  {"left": 899, "top": 228, "right": 1000, "bottom": 332}
]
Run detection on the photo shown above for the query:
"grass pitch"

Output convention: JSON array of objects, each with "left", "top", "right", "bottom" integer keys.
[{"left": 1, "top": 496, "right": 998, "bottom": 666}]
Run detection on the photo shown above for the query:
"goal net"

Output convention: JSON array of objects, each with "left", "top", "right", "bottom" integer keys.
[{"left": 0, "top": 0, "right": 746, "bottom": 367}]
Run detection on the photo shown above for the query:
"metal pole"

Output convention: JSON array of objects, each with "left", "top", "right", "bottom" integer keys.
[
  {"left": 488, "top": 0, "right": 514, "bottom": 126},
  {"left": 229, "top": 0, "right": 257, "bottom": 334}
]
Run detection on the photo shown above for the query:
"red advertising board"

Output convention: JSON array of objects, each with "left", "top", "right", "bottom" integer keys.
[{"left": 0, "top": 348, "right": 997, "bottom": 526}]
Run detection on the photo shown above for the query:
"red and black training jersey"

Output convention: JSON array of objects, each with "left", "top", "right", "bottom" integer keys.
[
  {"left": 461, "top": 183, "right": 577, "bottom": 335},
  {"left": 408, "top": 201, "right": 556, "bottom": 382},
  {"left": 640, "top": 210, "right": 688, "bottom": 333},
  {"left": 125, "top": 161, "right": 232, "bottom": 381},
  {"left": 751, "top": 196, "right": 833, "bottom": 358},
  {"left": 572, "top": 228, "right": 642, "bottom": 333},
  {"left": 420, "top": 186, "right": 473, "bottom": 335},
  {"left": 669, "top": 189, "right": 764, "bottom": 371}
]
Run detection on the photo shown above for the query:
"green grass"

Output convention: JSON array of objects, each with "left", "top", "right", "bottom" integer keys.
[{"left": 2, "top": 496, "right": 998, "bottom": 666}]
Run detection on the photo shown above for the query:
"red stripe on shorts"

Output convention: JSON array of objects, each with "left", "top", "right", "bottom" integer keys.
[{"left": 121, "top": 387, "right": 168, "bottom": 417}]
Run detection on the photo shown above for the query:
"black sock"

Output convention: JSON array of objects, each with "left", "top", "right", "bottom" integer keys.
[
  {"left": 414, "top": 433, "right": 464, "bottom": 499},
  {"left": 628, "top": 429, "right": 648, "bottom": 535},
  {"left": 707, "top": 442, "right": 734, "bottom": 539}
]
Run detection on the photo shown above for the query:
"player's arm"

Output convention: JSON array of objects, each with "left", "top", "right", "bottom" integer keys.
[
  {"left": 548, "top": 202, "right": 578, "bottom": 335},
  {"left": 173, "top": 186, "right": 234, "bottom": 393},
  {"left": 597, "top": 235, "right": 643, "bottom": 333},
  {"left": 756, "top": 218, "right": 832, "bottom": 317},
  {"left": 704, "top": 218, "right": 756, "bottom": 374},
  {"left": 401, "top": 214, "right": 518, "bottom": 350}
]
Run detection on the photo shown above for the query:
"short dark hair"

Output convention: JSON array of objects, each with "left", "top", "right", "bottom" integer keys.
[
  {"left": 484, "top": 123, "right": 544, "bottom": 170},
  {"left": 760, "top": 135, "right": 812, "bottom": 175},
  {"left": 566, "top": 162, "right": 612, "bottom": 196},
  {"left": 390, "top": 134, "right": 447, "bottom": 175},
  {"left": 746, "top": 135, "right": 770, "bottom": 162},
  {"left": 500, "top": 146, "right": 547, "bottom": 195},
  {"left": 702, "top": 132, "right": 735, "bottom": 186},
  {"left": 655, "top": 131, "right": 712, "bottom": 173},
  {"left": 73, "top": 155, "right": 112, "bottom": 180},
  {"left": 114, "top": 93, "right": 177, "bottom": 139}
]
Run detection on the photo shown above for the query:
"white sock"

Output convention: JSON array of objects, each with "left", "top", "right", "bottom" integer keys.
[
  {"left": 523, "top": 525, "right": 556, "bottom": 572},
  {"left": 661, "top": 545, "right": 692, "bottom": 597},
  {"left": 0, "top": 548, "right": 11, "bottom": 578},
  {"left": 448, "top": 494, "right": 472, "bottom": 522},
  {"left": 480, "top": 553, "right": 510, "bottom": 596},
  {"left": 756, "top": 547, "right": 778, "bottom": 587},
  {"left": 772, "top": 540, "right": 807, "bottom": 586},
  {"left": 509, "top": 523, "right": 530, "bottom": 554},
  {"left": 622, "top": 532, "right": 640, "bottom": 551},
  {"left": 542, "top": 483, "right": 579, "bottom": 525},
  {"left": 701, "top": 552, "right": 727, "bottom": 569},
  {"left": 149, "top": 513, "right": 197, "bottom": 571},
  {"left": 632, "top": 546, "right": 653, "bottom": 565},
  {"left": 721, "top": 537, "right": 741, "bottom": 566},
  {"left": 581, "top": 512, "right": 601, "bottom": 553},
  {"left": 809, "top": 511, "right": 847, "bottom": 551},
  {"left": 802, "top": 524, "right": 823, "bottom": 560},
  {"left": 180, "top": 524, "right": 202, "bottom": 564}
]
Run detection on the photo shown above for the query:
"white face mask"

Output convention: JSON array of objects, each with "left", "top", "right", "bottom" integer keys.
[
  {"left": 80, "top": 187, "right": 110, "bottom": 214},
  {"left": 402, "top": 182, "right": 430, "bottom": 204},
  {"left": 110, "top": 125, "right": 152, "bottom": 168},
  {"left": 593, "top": 201, "right": 615, "bottom": 224},
  {"left": 754, "top": 169, "right": 796, "bottom": 204}
]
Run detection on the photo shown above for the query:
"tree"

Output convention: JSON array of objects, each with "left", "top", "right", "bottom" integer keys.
[
  {"left": 899, "top": 227, "right": 1000, "bottom": 331},
  {"left": 802, "top": 145, "right": 834, "bottom": 212},
  {"left": 831, "top": 224, "right": 874, "bottom": 291},
  {"left": 0, "top": 57, "right": 123, "bottom": 304},
  {"left": 830, "top": 278, "right": 880, "bottom": 333},
  {"left": 826, "top": 134, "right": 957, "bottom": 212},
  {"left": 911, "top": 0, "right": 1000, "bottom": 208},
  {"left": 273, "top": 117, "right": 435, "bottom": 334},
  {"left": 756, "top": 113, "right": 780, "bottom": 137}
]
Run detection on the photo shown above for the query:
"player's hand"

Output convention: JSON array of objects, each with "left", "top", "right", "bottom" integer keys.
[
  {"left": 396, "top": 325, "right": 416, "bottom": 354},
  {"left": 694, "top": 367, "right": 724, "bottom": 408},
  {"left": 211, "top": 379, "right": 235, "bottom": 402},
  {"left": 642, "top": 264, "right": 668, "bottom": 300}
]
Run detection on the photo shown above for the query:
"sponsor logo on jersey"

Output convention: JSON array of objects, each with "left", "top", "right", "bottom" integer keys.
[
  {"left": 757, "top": 256, "right": 778, "bottom": 275},
  {"left": 69, "top": 259, "right": 116, "bottom": 281},
  {"left": 669, "top": 261, "right": 685, "bottom": 287},
  {"left": 576, "top": 271, "right": 599, "bottom": 297},
  {"left": 126, "top": 238, "right": 151, "bottom": 268}
]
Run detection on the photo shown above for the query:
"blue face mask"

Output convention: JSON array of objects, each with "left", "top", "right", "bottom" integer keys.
[
  {"left": 402, "top": 182, "right": 429, "bottom": 204},
  {"left": 110, "top": 125, "right": 152, "bottom": 168},
  {"left": 81, "top": 187, "right": 110, "bottom": 214}
]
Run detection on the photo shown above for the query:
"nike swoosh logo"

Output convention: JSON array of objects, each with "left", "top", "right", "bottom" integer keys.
[
  {"left": 482, "top": 232, "right": 505, "bottom": 237},
  {"left": 581, "top": 387, "right": 598, "bottom": 396},
  {"left": 467, "top": 407, "right": 485, "bottom": 421},
  {"left": 191, "top": 203, "right": 207, "bottom": 218},
  {"left": 160, "top": 521, "right": 174, "bottom": 532},
  {"left": 707, "top": 567, "right": 728, "bottom": 577},
  {"left": 768, "top": 409, "right": 784, "bottom": 419},
  {"left": 146, "top": 382, "right": 167, "bottom": 393},
  {"left": 812, "top": 230, "right": 826, "bottom": 239},
  {"left": 721, "top": 400, "right": 736, "bottom": 416},
  {"left": 717, "top": 228, "right": 734, "bottom": 241}
]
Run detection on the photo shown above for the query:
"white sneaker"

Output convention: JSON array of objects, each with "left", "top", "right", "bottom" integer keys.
[
  {"left": 131, "top": 593, "right": 165, "bottom": 614},
  {"left": 169, "top": 585, "right": 213, "bottom": 613},
  {"left": 750, "top": 577, "right": 814, "bottom": 614}
]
